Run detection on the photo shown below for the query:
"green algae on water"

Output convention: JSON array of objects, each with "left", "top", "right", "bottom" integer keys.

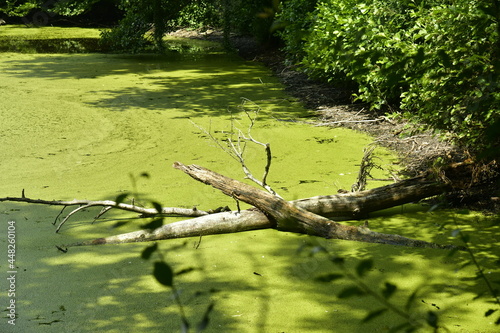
[{"left": 0, "top": 27, "right": 498, "bottom": 333}]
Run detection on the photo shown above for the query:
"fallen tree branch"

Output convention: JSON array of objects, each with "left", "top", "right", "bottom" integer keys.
[
  {"left": 0, "top": 195, "right": 209, "bottom": 232},
  {"left": 66, "top": 210, "right": 272, "bottom": 246},
  {"left": 170, "top": 162, "right": 461, "bottom": 249},
  {"left": 2, "top": 163, "right": 474, "bottom": 250},
  {"left": 63, "top": 162, "right": 462, "bottom": 249},
  {"left": 65, "top": 208, "right": 459, "bottom": 250}
]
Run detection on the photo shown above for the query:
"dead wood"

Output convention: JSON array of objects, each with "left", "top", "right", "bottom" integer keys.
[
  {"left": 64, "top": 162, "right": 462, "bottom": 249},
  {"left": 2, "top": 162, "right": 474, "bottom": 250},
  {"left": 67, "top": 210, "right": 272, "bottom": 246},
  {"left": 0, "top": 196, "right": 208, "bottom": 232},
  {"left": 169, "top": 162, "right": 459, "bottom": 249}
]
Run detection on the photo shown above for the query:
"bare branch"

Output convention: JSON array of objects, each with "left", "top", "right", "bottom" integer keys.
[
  {"left": 191, "top": 98, "right": 281, "bottom": 197},
  {"left": 0, "top": 195, "right": 209, "bottom": 232},
  {"left": 94, "top": 206, "right": 113, "bottom": 221},
  {"left": 56, "top": 204, "right": 94, "bottom": 232},
  {"left": 351, "top": 146, "right": 384, "bottom": 192}
]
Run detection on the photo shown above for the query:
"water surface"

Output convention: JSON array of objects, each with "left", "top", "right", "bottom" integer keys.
[{"left": 0, "top": 26, "right": 498, "bottom": 332}]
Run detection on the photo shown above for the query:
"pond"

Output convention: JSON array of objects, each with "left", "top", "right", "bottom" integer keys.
[{"left": 0, "top": 26, "right": 498, "bottom": 332}]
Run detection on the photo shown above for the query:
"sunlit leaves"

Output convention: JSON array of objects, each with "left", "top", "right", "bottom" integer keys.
[{"left": 290, "top": 0, "right": 500, "bottom": 156}]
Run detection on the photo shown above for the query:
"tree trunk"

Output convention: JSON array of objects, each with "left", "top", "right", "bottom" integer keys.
[{"left": 66, "top": 162, "right": 467, "bottom": 250}]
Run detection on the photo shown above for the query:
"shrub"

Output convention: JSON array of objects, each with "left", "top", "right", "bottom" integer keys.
[
  {"left": 174, "top": 0, "right": 222, "bottom": 30},
  {"left": 100, "top": 0, "right": 186, "bottom": 52},
  {"left": 295, "top": 0, "right": 500, "bottom": 158},
  {"left": 275, "top": 0, "right": 318, "bottom": 63},
  {"left": 100, "top": 11, "right": 152, "bottom": 53}
]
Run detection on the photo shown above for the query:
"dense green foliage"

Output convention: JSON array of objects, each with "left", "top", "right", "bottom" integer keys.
[
  {"left": 275, "top": 0, "right": 318, "bottom": 62},
  {"left": 173, "top": 0, "right": 222, "bottom": 30},
  {"left": 100, "top": 0, "right": 186, "bottom": 51},
  {"left": 1, "top": 0, "right": 277, "bottom": 47},
  {"left": 278, "top": 0, "right": 500, "bottom": 158},
  {"left": 0, "top": 0, "right": 101, "bottom": 16}
]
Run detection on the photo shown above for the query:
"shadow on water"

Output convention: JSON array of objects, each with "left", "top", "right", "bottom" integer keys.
[
  {"left": 1, "top": 199, "right": 498, "bottom": 332},
  {"left": 0, "top": 32, "right": 223, "bottom": 54},
  {"left": 0, "top": 202, "right": 253, "bottom": 332},
  {"left": 275, "top": 206, "right": 500, "bottom": 332}
]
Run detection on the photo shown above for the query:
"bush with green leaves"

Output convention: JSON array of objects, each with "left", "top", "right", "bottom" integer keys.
[
  {"left": 294, "top": 0, "right": 500, "bottom": 158},
  {"left": 99, "top": 11, "right": 152, "bottom": 53},
  {"left": 174, "top": 0, "right": 222, "bottom": 30},
  {"left": 100, "top": 0, "right": 187, "bottom": 52},
  {"left": 220, "top": 0, "right": 278, "bottom": 43},
  {"left": 275, "top": 0, "right": 318, "bottom": 63}
]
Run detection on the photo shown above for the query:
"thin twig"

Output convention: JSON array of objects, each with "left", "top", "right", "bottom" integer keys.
[
  {"left": 191, "top": 98, "right": 282, "bottom": 197},
  {"left": 93, "top": 206, "right": 113, "bottom": 223},
  {"left": 53, "top": 205, "right": 67, "bottom": 225},
  {"left": 56, "top": 204, "right": 94, "bottom": 232}
]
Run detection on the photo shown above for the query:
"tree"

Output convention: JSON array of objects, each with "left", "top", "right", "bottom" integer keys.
[
  {"left": 1, "top": 0, "right": 280, "bottom": 50},
  {"left": 0, "top": 0, "right": 101, "bottom": 17}
]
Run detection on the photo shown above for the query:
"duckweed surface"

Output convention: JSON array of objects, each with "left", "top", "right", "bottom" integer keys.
[{"left": 0, "top": 26, "right": 499, "bottom": 332}]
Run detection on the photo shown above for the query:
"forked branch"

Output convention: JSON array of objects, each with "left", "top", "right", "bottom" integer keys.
[{"left": 191, "top": 98, "right": 281, "bottom": 197}]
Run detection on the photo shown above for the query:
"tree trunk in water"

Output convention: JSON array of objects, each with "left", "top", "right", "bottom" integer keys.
[{"left": 66, "top": 162, "right": 467, "bottom": 250}]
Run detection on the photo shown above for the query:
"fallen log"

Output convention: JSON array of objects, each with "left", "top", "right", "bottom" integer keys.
[
  {"left": 62, "top": 162, "right": 468, "bottom": 249},
  {"left": 2, "top": 162, "right": 474, "bottom": 249},
  {"left": 68, "top": 210, "right": 272, "bottom": 246},
  {"left": 170, "top": 162, "right": 459, "bottom": 248}
]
